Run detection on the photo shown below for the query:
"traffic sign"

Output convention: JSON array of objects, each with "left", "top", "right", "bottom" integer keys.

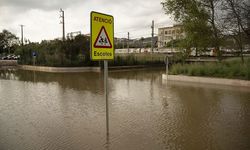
[
  {"left": 94, "top": 26, "right": 112, "bottom": 48},
  {"left": 90, "top": 11, "right": 114, "bottom": 60},
  {"left": 32, "top": 51, "right": 37, "bottom": 57}
]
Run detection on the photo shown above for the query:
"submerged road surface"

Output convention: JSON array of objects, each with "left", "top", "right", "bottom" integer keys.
[{"left": 0, "top": 69, "right": 250, "bottom": 150}]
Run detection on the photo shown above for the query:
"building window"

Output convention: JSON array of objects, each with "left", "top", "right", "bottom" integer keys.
[
  {"left": 176, "top": 29, "right": 179, "bottom": 34},
  {"left": 167, "top": 36, "right": 172, "bottom": 40}
]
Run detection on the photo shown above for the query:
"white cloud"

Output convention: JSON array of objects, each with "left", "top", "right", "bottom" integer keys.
[{"left": 0, "top": 0, "right": 174, "bottom": 42}]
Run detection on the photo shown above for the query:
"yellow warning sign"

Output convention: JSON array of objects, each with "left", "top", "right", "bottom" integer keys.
[{"left": 91, "top": 11, "right": 114, "bottom": 60}]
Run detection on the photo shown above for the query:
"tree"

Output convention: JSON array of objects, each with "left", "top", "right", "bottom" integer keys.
[
  {"left": 221, "top": 0, "right": 250, "bottom": 62},
  {"left": 16, "top": 34, "right": 93, "bottom": 67},
  {"left": 223, "top": 0, "right": 250, "bottom": 38},
  {"left": 162, "top": 0, "right": 223, "bottom": 60},
  {"left": 201, "top": 0, "right": 222, "bottom": 59},
  {"left": 140, "top": 37, "right": 145, "bottom": 53},
  {"left": 0, "top": 29, "right": 19, "bottom": 54}
]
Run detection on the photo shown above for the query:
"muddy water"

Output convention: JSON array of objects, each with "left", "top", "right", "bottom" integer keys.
[{"left": 0, "top": 69, "right": 249, "bottom": 150}]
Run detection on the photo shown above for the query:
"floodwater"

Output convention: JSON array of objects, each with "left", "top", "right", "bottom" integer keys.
[{"left": 0, "top": 68, "right": 249, "bottom": 150}]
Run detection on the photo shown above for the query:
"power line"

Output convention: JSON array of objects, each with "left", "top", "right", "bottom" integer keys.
[
  {"left": 115, "top": 24, "right": 168, "bottom": 38},
  {"left": 130, "top": 34, "right": 151, "bottom": 39},
  {"left": 112, "top": 20, "right": 172, "bottom": 40},
  {"left": 115, "top": 24, "right": 151, "bottom": 34},
  {"left": 115, "top": 28, "right": 150, "bottom": 35},
  {"left": 117, "top": 32, "right": 156, "bottom": 39},
  {"left": 118, "top": 31, "right": 152, "bottom": 38}
]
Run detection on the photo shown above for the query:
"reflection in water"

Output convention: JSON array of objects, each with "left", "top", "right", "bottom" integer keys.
[
  {"left": 0, "top": 68, "right": 249, "bottom": 150},
  {"left": 0, "top": 69, "right": 103, "bottom": 93}
]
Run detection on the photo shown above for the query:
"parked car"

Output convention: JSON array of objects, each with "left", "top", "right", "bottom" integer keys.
[
  {"left": 6, "top": 55, "right": 12, "bottom": 60},
  {"left": 2, "top": 56, "right": 8, "bottom": 60},
  {"left": 14, "top": 55, "right": 20, "bottom": 60},
  {"left": 0, "top": 54, "right": 20, "bottom": 60}
]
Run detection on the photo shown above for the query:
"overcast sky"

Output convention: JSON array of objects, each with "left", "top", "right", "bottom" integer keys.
[{"left": 0, "top": 0, "right": 174, "bottom": 42}]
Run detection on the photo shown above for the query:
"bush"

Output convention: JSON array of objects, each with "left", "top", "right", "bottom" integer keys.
[
  {"left": 109, "top": 54, "right": 165, "bottom": 66},
  {"left": 169, "top": 57, "right": 250, "bottom": 80},
  {"left": 16, "top": 35, "right": 97, "bottom": 67},
  {"left": 16, "top": 37, "right": 165, "bottom": 67}
]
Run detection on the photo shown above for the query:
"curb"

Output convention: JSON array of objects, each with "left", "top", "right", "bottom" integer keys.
[
  {"left": 19, "top": 65, "right": 101, "bottom": 73},
  {"left": 162, "top": 74, "right": 250, "bottom": 87}
]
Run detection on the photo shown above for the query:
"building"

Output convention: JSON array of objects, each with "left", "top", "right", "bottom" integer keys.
[
  {"left": 114, "top": 36, "right": 158, "bottom": 49},
  {"left": 158, "top": 24, "right": 185, "bottom": 48},
  {"left": 66, "top": 31, "right": 81, "bottom": 39}
]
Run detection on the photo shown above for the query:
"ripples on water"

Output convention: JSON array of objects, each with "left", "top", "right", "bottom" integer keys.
[{"left": 0, "top": 69, "right": 249, "bottom": 150}]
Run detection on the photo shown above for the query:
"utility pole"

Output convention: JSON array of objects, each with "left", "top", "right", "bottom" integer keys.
[
  {"left": 59, "top": 8, "right": 65, "bottom": 41},
  {"left": 122, "top": 39, "right": 124, "bottom": 49},
  {"left": 171, "top": 37, "right": 174, "bottom": 54},
  {"left": 20, "top": 25, "right": 24, "bottom": 46},
  {"left": 122, "top": 39, "right": 125, "bottom": 49},
  {"left": 151, "top": 20, "right": 154, "bottom": 54},
  {"left": 127, "top": 32, "right": 130, "bottom": 53}
]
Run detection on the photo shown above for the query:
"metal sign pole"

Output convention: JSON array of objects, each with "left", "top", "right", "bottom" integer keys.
[
  {"left": 165, "top": 55, "right": 169, "bottom": 80},
  {"left": 167, "top": 56, "right": 168, "bottom": 77},
  {"left": 90, "top": 11, "right": 113, "bottom": 137},
  {"left": 104, "top": 60, "right": 109, "bottom": 136},
  {"left": 33, "top": 56, "right": 36, "bottom": 66}
]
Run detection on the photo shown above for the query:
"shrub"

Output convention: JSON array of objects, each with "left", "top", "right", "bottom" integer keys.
[{"left": 169, "top": 57, "right": 250, "bottom": 80}]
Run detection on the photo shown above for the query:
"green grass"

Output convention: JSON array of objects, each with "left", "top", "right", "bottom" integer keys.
[
  {"left": 109, "top": 53, "right": 165, "bottom": 66},
  {"left": 170, "top": 57, "right": 250, "bottom": 80}
]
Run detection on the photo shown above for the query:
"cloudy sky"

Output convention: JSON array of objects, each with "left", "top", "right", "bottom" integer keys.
[{"left": 0, "top": 0, "right": 174, "bottom": 42}]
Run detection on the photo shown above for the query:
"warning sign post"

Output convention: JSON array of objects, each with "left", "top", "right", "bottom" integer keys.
[
  {"left": 91, "top": 11, "right": 114, "bottom": 60},
  {"left": 90, "top": 11, "right": 114, "bottom": 137}
]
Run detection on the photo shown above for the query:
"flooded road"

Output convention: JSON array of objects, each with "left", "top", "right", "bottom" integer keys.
[{"left": 0, "top": 69, "right": 250, "bottom": 150}]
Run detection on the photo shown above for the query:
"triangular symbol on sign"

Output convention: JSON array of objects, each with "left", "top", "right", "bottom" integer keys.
[{"left": 94, "top": 26, "right": 112, "bottom": 48}]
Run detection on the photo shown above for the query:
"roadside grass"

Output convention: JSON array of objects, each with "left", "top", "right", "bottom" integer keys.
[
  {"left": 109, "top": 53, "right": 165, "bottom": 66},
  {"left": 170, "top": 57, "right": 250, "bottom": 80}
]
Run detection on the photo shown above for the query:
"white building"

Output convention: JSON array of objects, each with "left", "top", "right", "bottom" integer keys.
[{"left": 158, "top": 24, "right": 185, "bottom": 48}]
